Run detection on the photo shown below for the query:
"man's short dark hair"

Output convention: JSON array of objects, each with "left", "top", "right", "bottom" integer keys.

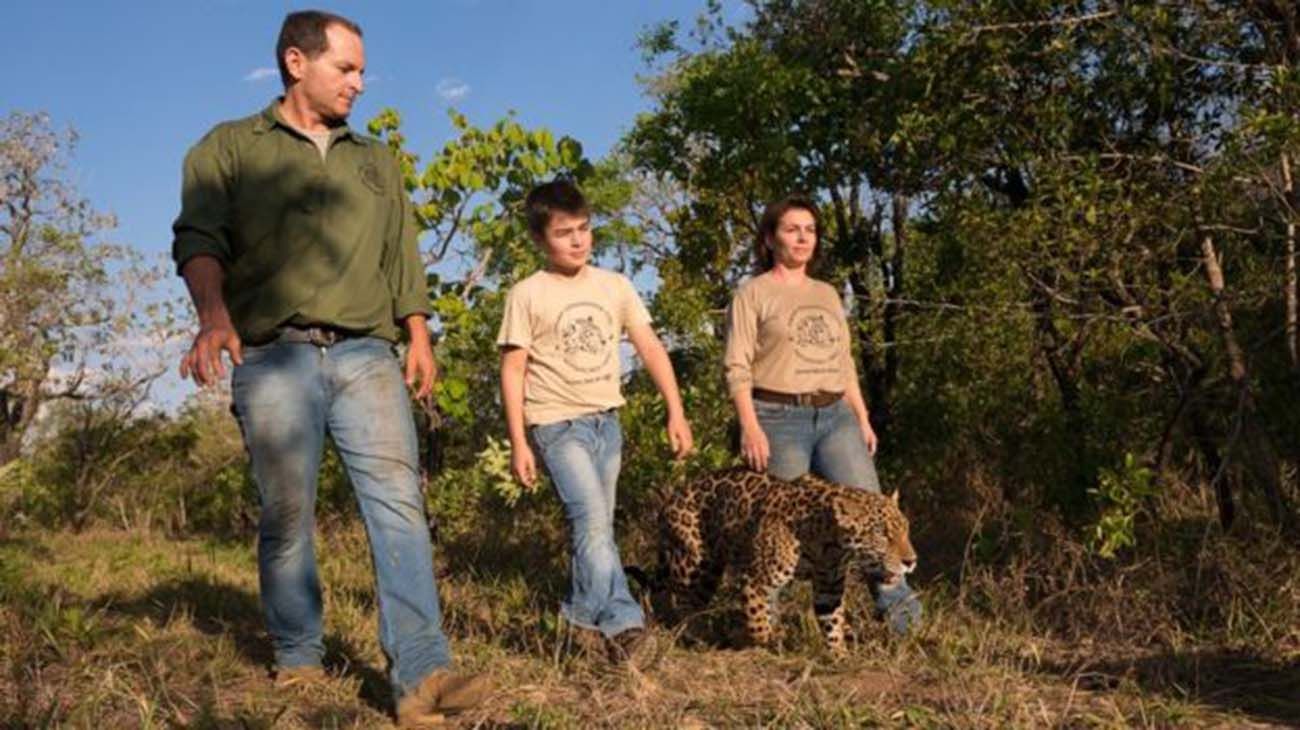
[
  {"left": 276, "top": 10, "right": 363, "bottom": 87},
  {"left": 525, "top": 179, "right": 591, "bottom": 237}
]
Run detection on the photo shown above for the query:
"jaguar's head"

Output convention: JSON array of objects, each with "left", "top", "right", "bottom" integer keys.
[{"left": 834, "top": 489, "right": 917, "bottom": 586}]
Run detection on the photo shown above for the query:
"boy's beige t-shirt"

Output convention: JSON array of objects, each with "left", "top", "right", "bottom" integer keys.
[
  {"left": 723, "top": 272, "right": 857, "bottom": 397},
  {"left": 497, "top": 266, "right": 652, "bottom": 426}
]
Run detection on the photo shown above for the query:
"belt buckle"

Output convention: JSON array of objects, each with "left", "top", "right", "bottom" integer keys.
[
  {"left": 305, "top": 327, "right": 338, "bottom": 347},
  {"left": 795, "top": 392, "right": 813, "bottom": 407}
]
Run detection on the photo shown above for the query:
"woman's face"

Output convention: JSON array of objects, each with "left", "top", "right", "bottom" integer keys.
[{"left": 767, "top": 208, "right": 817, "bottom": 270}]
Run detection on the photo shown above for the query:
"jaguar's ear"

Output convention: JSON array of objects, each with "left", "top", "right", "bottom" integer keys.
[{"left": 889, "top": 490, "right": 900, "bottom": 507}]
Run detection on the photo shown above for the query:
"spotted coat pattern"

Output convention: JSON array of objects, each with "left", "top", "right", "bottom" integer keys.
[{"left": 659, "top": 467, "right": 917, "bottom": 653}]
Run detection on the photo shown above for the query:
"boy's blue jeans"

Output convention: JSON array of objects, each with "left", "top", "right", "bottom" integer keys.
[
  {"left": 530, "top": 410, "right": 644, "bottom": 638},
  {"left": 231, "top": 336, "right": 450, "bottom": 696},
  {"left": 755, "top": 397, "right": 922, "bottom": 633}
]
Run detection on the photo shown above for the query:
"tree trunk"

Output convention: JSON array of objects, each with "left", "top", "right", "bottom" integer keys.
[
  {"left": 1187, "top": 403, "right": 1235, "bottom": 529},
  {"left": 1199, "top": 233, "right": 1289, "bottom": 526},
  {"left": 884, "top": 194, "right": 907, "bottom": 402},
  {"left": 0, "top": 386, "right": 41, "bottom": 467},
  {"left": 1283, "top": 152, "right": 1298, "bottom": 369},
  {"left": 1029, "top": 280, "right": 1092, "bottom": 516}
]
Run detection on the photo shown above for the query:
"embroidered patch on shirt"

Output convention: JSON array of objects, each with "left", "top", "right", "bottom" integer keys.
[{"left": 358, "top": 162, "right": 385, "bottom": 194}]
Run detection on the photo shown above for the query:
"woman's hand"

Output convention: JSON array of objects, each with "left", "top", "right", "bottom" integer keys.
[
  {"left": 860, "top": 418, "right": 879, "bottom": 456},
  {"left": 740, "top": 424, "right": 771, "bottom": 472}
]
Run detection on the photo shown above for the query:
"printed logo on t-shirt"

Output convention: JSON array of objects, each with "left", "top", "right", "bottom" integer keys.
[
  {"left": 557, "top": 302, "right": 615, "bottom": 374},
  {"left": 787, "top": 306, "right": 841, "bottom": 365}
]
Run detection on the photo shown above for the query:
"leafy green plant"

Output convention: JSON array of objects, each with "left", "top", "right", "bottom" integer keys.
[{"left": 1088, "top": 453, "right": 1156, "bottom": 559}]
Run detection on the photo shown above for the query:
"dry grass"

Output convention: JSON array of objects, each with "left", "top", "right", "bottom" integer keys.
[{"left": 2, "top": 507, "right": 1297, "bottom": 729}]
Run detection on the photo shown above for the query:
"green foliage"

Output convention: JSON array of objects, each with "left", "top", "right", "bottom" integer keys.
[
  {"left": 626, "top": 0, "right": 1300, "bottom": 532},
  {"left": 1089, "top": 453, "right": 1157, "bottom": 559}
]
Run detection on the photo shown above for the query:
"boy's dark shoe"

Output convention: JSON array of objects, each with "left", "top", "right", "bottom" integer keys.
[{"left": 606, "top": 627, "right": 656, "bottom": 669}]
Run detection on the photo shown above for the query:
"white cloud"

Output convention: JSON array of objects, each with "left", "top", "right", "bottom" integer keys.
[
  {"left": 436, "top": 77, "right": 470, "bottom": 102},
  {"left": 243, "top": 67, "right": 278, "bottom": 83}
]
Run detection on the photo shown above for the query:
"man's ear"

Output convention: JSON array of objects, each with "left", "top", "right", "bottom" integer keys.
[{"left": 283, "top": 46, "right": 307, "bottom": 84}]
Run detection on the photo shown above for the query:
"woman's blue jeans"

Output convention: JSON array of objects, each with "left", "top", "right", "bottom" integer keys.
[
  {"left": 231, "top": 336, "right": 450, "bottom": 696},
  {"left": 755, "top": 397, "right": 922, "bottom": 634},
  {"left": 531, "top": 410, "right": 644, "bottom": 638}
]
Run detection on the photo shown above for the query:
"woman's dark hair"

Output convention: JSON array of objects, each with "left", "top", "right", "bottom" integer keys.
[
  {"left": 276, "top": 10, "right": 364, "bottom": 87},
  {"left": 754, "top": 195, "right": 821, "bottom": 272}
]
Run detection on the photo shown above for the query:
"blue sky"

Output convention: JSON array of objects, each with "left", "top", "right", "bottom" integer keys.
[
  {"left": 5, "top": 1, "right": 745, "bottom": 407},
  {"left": 4, "top": 0, "right": 739, "bottom": 262}
]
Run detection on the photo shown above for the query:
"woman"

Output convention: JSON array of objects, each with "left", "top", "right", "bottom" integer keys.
[{"left": 723, "top": 195, "right": 921, "bottom": 635}]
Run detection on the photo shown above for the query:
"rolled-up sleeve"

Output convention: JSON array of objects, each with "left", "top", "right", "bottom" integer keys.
[
  {"left": 171, "top": 127, "right": 235, "bottom": 274},
  {"left": 723, "top": 288, "right": 758, "bottom": 396},
  {"left": 384, "top": 156, "right": 432, "bottom": 321}
]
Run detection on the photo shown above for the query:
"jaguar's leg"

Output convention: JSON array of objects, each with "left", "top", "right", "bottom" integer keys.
[
  {"left": 662, "top": 503, "right": 707, "bottom": 622},
  {"left": 742, "top": 520, "right": 799, "bottom": 648},
  {"left": 812, "top": 560, "right": 850, "bottom": 655}
]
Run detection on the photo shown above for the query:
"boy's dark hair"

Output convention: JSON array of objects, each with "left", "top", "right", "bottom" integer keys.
[
  {"left": 276, "top": 10, "right": 363, "bottom": 87},
  {"left": 525, "top": 179, "right": 591, "bottom": 237},
  {"left": 755, "top": 195, "right": 821, "bottom": 272}
]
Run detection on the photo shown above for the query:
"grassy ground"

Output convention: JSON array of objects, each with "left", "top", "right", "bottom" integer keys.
[{"left": 1, "top": 519, "right": 1297, "bottom": 729}]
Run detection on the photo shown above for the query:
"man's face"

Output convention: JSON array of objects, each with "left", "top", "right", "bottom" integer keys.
[
  {"left": 535, "top": 210, "right": 592, "bottom": 274},
  {"left": 285, "top": 24, "right": 365, "bottom": 123}
]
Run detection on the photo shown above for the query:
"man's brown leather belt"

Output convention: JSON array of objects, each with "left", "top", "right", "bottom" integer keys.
[
  {"left": 247, "top": 324, "right": 360, "bottom": 348},
  {"left": 751, "top": 387, "right": 843, "bottom": 408}
]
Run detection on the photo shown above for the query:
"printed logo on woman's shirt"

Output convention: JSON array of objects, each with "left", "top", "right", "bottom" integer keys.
[{"left": 787, "top": 306, "right": 841, "bottom": 364}]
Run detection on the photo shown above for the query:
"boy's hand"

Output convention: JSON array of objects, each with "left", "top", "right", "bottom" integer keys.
[
  {"left": 667, "top": 414, "right": 694, "bottom": 460},
  {"left": 511, "top": 443, "right": 538, "bottom": 489}
]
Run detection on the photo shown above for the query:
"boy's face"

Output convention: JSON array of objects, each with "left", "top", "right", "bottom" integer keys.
[{"left": 535, "top": 210, "right": 592, "bottom": 274}]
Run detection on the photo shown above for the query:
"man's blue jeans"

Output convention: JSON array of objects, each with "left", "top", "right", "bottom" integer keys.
[
  {"left": 231, "top": 336, "right": 450, "bottom": 695},
  {"left": 755, "top": 397, "right": 922, "bottom": 633},
  {"left": 530, "top": 410, "right": 644, "bottom": 638}
]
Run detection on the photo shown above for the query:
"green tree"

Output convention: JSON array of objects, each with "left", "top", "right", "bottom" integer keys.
[
  {"left": 0, "top": 112, "right": 171, "bottom": 466},
  {"left": 626, "top": 0, "right": 1300, "bottom": 532}
]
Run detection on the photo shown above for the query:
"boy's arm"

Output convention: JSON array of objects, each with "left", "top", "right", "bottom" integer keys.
[
  {"left": 626, "top": 324, "right": 694, "bottom": 459},
  {"left": 500, "top": 345, "right": 537, "bottom": 487}
]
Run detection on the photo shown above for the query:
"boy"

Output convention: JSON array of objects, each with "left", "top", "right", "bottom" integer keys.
[{"left": 498, "top": 179, "right": 693, "bottom": 663}]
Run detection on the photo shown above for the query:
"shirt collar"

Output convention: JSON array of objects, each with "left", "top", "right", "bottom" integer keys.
[{"left": 253, "top": 99, "right": 362, "bottom": 144}]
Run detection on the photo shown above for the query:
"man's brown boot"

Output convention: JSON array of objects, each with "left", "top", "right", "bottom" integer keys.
[
  {"left": 395, "top": 669, "right": 493, "bottom": 727},
  {"left": 272, "top": 664, "right": 328, "bottom": 689}
]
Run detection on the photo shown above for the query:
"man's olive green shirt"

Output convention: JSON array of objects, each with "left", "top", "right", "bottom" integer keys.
[{"left": 171, "top": 101, "right": 429, "bottom": 343}]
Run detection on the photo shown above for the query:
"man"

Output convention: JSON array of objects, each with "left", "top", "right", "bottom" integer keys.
[{"left": 171, "top": 10, "right": 487, "bottom": 726}]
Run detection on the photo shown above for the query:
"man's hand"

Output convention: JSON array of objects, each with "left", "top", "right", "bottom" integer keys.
[
  {"left": 740, "top": 423, "right": 770, "bottom": 472},
  {"left": 511, "top": 442, "right": 538, "bottom": 489},
  {"left": 403, "top": 315, "right": 438, "bottom": 400},
  {"left": 404, "top": 339, "right": 438, "bottom": 400},
  {"left": 667, "top": 413, "right": 694, "bottom": 460},
  {"left": 180, "top": 319, "right": 243, "bottom": 386},
  {"left": 178, "top": 256, "right": 239, "bottom": 387}
]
